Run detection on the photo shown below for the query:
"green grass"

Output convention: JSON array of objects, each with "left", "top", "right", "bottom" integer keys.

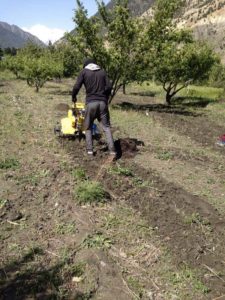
[
  {"left": 75, "top": 181, "right": 107, "bottom": 204},
  {"left": 82, "top": 232, "right": 113, "bottom": 249},
  {"left": 0, "top": 199, "right": 8, "bottom": 209},
  {"left": 108, "top": 164, "right": 134, "bottom": 176},
  {"left": 72, "top": 167, "right": 86, "bottom": 180},
  {"left": 0, "top": 158, "right": 20, "bottom": 170},
  {"left": 127, "top": 81, "right": 223, "bottom": 102},
  {"left": 157, "top": 150, "right": 174, "bottom": 161},
  {"left": 55, "top": 222, "right": 76, "bottom": 235}
]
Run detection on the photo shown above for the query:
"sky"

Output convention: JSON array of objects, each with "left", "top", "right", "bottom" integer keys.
[{"left": 0, "top": 0, "right": 109, "bottom": 44}]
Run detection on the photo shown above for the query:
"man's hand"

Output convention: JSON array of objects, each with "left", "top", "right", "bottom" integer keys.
[{"left": 72, "top": 97, "right": 77, "bottom": 103}]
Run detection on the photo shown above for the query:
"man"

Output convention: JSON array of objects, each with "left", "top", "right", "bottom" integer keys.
[{"left": 72, "top": 58, "right": 116, "bottom": 157}]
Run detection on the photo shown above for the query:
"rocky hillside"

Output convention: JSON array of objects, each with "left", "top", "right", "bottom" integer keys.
[
  {"left": 143, "top": 0, "right": 225, "bottom": 61},
  {"left": 178, "top": 0, "right": 225, "bottom": 61},
  {"left": 0, "top": 21, "right": 45, "bottom": 48},
  {"left": 104, "top": 0, "right": 155, "bottom": 16}
]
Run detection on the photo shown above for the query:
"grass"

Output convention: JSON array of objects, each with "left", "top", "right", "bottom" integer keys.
[
  {"left": 184, "top": 212, "right": 208, "bottom": 225},
  {"left": 0, "top": 158, "right": 20, "bottom": 170},
  {"left": 82, "top": 232, "right": 113, "bottom": 249},
  {"left": 55, "top": 222, "right": 76, "bottom": 235},
  {"left": 1, "top": 76, "right": 225, "bottom": 299},
  {"left": 108, "top": 164, "right": 134, "bottom": 176},
  {"left": 74, "top": 181, "right": 107, "bottom": 205},
  {"left": 157, "top": 150, "right": 174, "bottom": 161},
  {"left": 0, "top": 198, "right": 8, "bottom": 209},
  {"left": 167, "top": 265, "right": 210, "bottom": 295},
  {"left": 72, "top": 167, "right": 86, "bottom": 180}
]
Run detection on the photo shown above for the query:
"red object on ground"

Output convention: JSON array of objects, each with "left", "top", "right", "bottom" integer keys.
[{"left": 219, "top": 134, "right": 225, "bottom": 142}]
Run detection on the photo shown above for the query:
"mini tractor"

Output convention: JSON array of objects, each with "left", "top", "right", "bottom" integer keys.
[{"left": 54, "top": 102, "right": 100, "bottom": 138}]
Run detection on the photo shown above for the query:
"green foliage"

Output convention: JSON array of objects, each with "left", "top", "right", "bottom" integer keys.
[
  {"left": 21, "top": 44, "right": 63, "bottom": 92},
  {"left": 209, "top": 63, "right": 225, "bottom": 90},
  {"left": 75, "top": 180, "right": 107, "bottom": 204},
  {"left": 1, "top": 54, "right": 25, "bottom": 78},
  {"left": 157, "top": 150, "right": 174, "bottom": 160},
  {"left": 82, "top": 232, "right": 113, "bottom": 249},
  {"left": 3, "top": 43, "right": 64, "bottom": 91},
  {"left": 0, "top": 199, "right": 8, "bottom": 209},
  {"left": 55, "top": 222, "right": 76, "bottom": 235},
  {"left": 68, "top": 0, "right": 143, "bottom": 102},
  {"left": 184, "top": 212, "right": 211, "bottom": 226},
  {"left": 0, "top": 158, "right": 20, "bottom": 170},
  {"left": 142, "top": 0, "right": 218, "bottom": 104},
  {"left": 54, "top": 43, "right": 83, "bottom": 77},
  {"left": 108, "top": 164, "right": 133, "bottom": 176},
  {"left": 72, "top": 167, "right": 86, "bottom": 180}
]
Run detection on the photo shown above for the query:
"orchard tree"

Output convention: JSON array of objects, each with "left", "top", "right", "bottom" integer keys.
[
  {"left": 143, "top": 0, "right": 218, "bottom": 104},
  {"left": 19, "top": 44, "right": 63, "bottom": 92},
  {"left": 154, "top": 43, "right": 218, "bottom": 104},
  {"left": 1, "top": 53, "right": 25, "bottom": 78},
  {"left": 55, "top": 43, "right": 83, "bottom": 77},
  {"left": 68, "top": 0, "right": 143, "bottom": 102}
]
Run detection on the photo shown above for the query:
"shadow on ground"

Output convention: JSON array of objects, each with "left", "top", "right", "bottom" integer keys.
[
  {"left": 0, "top": 247, "right": 88, "bottom": 300},
  {"left": 130, "top": 91, "right": 157, "bottom": 97},
  {"left": 49, "top": 90, "right": 72, "bottom": 96},
  {"left": 173, "top": 96, "right": 215, "bottom": 108},
  {"left": 113, "top": 101, "right": 201, "bottom": 117}
]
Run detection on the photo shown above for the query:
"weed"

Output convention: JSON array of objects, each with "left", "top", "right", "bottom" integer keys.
[
  {"left": 59, "top": 247, "right": 73, "bottom": 263},
  {"left": 132, "top": 177, "right": 150, "bottom": 187},
  {"left": 157, "top": 151, "right": 174, "bottom": 161},
  {"left": 63, "top": 261, "right": 86, "bottom": 278},
  {"left": 168, "top": 266, "right": 210, "bottom": 294},
  {"left": 108, "top": 164, "right": 133, "bottom": 177},
  {"left": 72, "top": 167, "right": 86, "bottom": 180},
  {"left": 82, "top": 232, "right": 113, "bottom": 249},
  {"left": 75, "top": 181, "right": 107, "bottom": 205},
  {"left": 102, "top": 214, "right": 121, "bottom": 229},
  {"left": 0, "top": 158, "right": 20, "bottom": 170},
  {"left": 14, "top": 111, "right": 23, "bottom": 118},
  {"left": 16, "top": 169, "right": 50, "bottom": 186},
  {"left": 55, "top": 222, "right": 76, "bottom": 235},
  {"left": 127, "top": 276, "right": 144, "bottom": 298},
  {"left": 184, "top": 213, "right": 211, "bottom": 226},
  {"left": 0, "top": 198, "right": 8, "bottom": 209}
]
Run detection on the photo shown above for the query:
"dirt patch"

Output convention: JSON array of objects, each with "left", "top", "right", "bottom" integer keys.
[
  {"left": 55, "top": 103, "right": 70, "bottom": 112},
  {"left": 115, "top": 138, "right": 143, "bottom": 158},
  {"left": 150, "top": 112, "right": 225, "bottom": 152}
]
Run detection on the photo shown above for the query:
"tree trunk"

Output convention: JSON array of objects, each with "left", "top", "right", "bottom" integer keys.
[
  {"left": 166, "top": 90, "right": 172, "bottom": 105},
  {"left": 122, "top": 82, "right": 126, "bottom": 95}
]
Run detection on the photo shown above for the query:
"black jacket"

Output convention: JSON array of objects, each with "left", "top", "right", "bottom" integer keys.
[{"left": 72, "top": 64, "right": 112, "bottom": 104}]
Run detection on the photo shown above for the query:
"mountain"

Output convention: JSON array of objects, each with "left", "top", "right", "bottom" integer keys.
[
  {"left": 177, "top": 0, "right": 225, "bottom": 61},
  {"left": 0, "top": 21, "right": 45, "bottom": 48},
  {"left": 103, "top": 0, "right": 155, "bottom": 16}
]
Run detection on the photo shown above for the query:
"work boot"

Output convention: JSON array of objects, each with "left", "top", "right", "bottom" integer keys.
[{"left": 109, "top": 151, "right": 117, "bottom": 160}]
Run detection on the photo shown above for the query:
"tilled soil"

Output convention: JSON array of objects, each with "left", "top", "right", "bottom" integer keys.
[{"left": 64, "top": 135, "right": 225, "bottom": 299}]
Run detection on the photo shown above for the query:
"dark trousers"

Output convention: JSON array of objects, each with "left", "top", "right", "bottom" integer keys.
[{"left": 84, "top": 101, "right": 115, "bottom": 152}]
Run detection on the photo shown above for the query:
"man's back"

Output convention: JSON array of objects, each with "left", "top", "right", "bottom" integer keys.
[{"left": 72, "top": 61, "right": 112, "bottom": 104}]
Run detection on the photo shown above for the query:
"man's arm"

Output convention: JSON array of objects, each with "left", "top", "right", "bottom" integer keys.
[{"left": 72, "top": 71, "right": 84, "bottom": 103}]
